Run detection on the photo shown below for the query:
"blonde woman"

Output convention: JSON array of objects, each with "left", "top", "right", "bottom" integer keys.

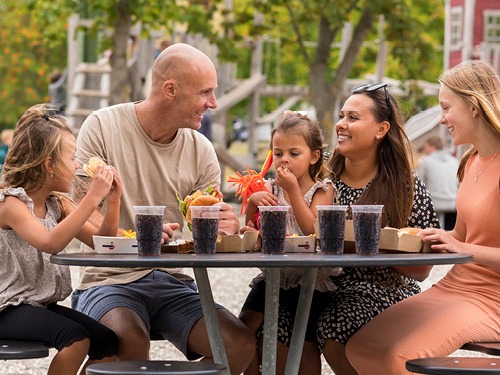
[{"left": 347, "top": 60, "right": 500, "bottom": 374}]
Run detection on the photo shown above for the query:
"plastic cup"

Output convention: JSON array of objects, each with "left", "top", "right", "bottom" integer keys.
[
  {"left": 133, "top": 206, "right": 165, "bottom": 256},
  {"left": 190, "top": 206, "right": 221, "bottom": 254},
  {"left": 351, "top": 205, "right": 384, "bottom": 256},
  {"left": 258, "top": 206, "right": 290, "bottom": 254},
  {"left": 317, "top": 205, "right": 348, "bottom": 254}
]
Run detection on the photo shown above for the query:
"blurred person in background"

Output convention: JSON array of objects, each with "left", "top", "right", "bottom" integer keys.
[
  {"left": 417, "top": 136, "right": 459, "bottom": 230},
  {"left": 198, "top": 109, "right": 212, "bottom": 141},
  {"left": 0, "top": 129, "right": 14, "bottom": 173},
  {"left": 48, "top": 69, "right": 67, "bottom": 114}
]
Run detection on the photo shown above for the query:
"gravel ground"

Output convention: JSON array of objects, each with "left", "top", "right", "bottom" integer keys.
[{"left": 2, "top": 236, "right": 492, "bottom": 374}]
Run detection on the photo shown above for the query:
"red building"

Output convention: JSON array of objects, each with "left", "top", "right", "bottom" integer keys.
[{"left": 445, "top": 0, "right": 500, "bottom": 71}]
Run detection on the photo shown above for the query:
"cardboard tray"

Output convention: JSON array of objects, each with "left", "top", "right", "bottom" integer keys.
[
  {"left": 216, "top": 231, "right": 260, "bottom": 252},
  {"left": 174, "top": 231, "right": 260, "bottom": 253},
  {"left": 176, "top": 231, "right": 318, "bottom": 253},
  {"left": 343, "top": 220, "right": 431, "bottom": 253},
  {"left": 216, "top": 232, "right": 317, "bottom": 253}
]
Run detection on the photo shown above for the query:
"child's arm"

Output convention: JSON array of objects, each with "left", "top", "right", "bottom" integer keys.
[
  {"left": 290, "top": 186, "right": 334, "bottom": 235},
  {"left": 72, "top": 167, "right": 123, "bottom": 248},
  {"left": 94, "top": 168, "right": 122, "bottom": 237},
  {"left": 278, "top": 171, "right": 334, "bottom": 235},
  {"left": 0, "top": 166, "right": 115, "bottom": 254},
  {"left": 245, "top": 182, "right": 275, "bottom": 226}
]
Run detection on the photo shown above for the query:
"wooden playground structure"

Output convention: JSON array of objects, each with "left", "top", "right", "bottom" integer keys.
[{"left": 65, "top": 14, "right": 447, "bottom": 182}]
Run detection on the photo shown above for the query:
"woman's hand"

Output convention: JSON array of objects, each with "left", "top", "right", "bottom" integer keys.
[{"left": 420, "top": 228, "right": 465, "bottom": 254}]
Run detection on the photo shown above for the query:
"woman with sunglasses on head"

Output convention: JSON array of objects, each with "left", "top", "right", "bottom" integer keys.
[
  {"left": 346, "top": 61, "right": 500, "bottom": 374},
  {"left": 298, "top": 83, "right": 439, "bottom": 375}
]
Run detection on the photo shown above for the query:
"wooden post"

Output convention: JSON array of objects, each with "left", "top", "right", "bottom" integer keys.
[
  {"left": 375, "top": 15, "right": 387, "bottom": 82},
  {"left": 67, "top": 14, "right": 80, "bottom": 111},
  {"left": 249, "top": 12, "right": 264, "bottom": 163}
]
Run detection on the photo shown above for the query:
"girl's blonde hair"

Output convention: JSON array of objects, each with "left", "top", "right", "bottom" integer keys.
[
  {"left": 438, "top": 60, "right": 500, "bottom": 181},
  {"left": 271, "top": 110, "right": 330, "bottom": 182},
  {"left": 1, "top": 104, "right": 74, "bottom": 193}
]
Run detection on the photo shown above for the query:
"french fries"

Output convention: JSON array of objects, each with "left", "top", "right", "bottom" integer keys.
[{"left": 121, "top": 229, "right": 136, "bottom": 238}]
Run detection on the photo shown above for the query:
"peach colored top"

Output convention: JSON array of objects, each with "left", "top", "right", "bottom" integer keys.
[
  {"left": 345, "top": 152, "right": 500, "bottom": 375},
  {"left": 437, "top": 152, "right": 500, "bottom": 305}
]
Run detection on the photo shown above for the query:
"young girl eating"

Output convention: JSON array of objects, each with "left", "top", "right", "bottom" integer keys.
[
  {"left": 0, "top": 104, "right": 122, "bottom": 375},
  {"left": 238, "top": 110, "right": 337, "bottom": 374}
]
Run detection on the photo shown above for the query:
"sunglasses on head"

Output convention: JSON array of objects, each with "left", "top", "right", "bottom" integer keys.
[
  {"left": 42, "top": 107, "right": 62, "bottom": 121},
  {"left": 351, "top": 83, "right": 391, "bottom": 112}
]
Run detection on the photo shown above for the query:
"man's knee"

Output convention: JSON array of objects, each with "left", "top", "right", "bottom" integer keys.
[
  {"left": 100, "top": 307, "right": 151, "bottom": 360},
  {"left": 219, "top": 310, "right": 255, "bottom": 355}
]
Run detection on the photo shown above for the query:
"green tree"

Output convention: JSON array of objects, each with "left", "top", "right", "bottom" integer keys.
[
  {"left": 3, "top": 0, "right": 444, "bottom": 141},
  {"left": 25, "top": 0, "right": 225, "bottom": 105},
  {"left": 0, "top": 0, "right": 67, "bottom": 129},
  {"left": 229, "top": 0, "right": 444, "bottom": 146}
]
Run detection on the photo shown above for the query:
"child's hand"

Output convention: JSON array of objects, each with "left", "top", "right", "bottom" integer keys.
[
  {"left": 107, "top": 166, "right": 122, "bottom": 204},
  {"left": 275, "top": 165, "right": 299, "bottom": 193},
  {"left": 249, "top": 191, "right": 278, "bottom": 206},
  {"left": 87, "top": 165, "right": 114, "bottom": 203},
  {"left": 240, "top": 221, "right": 261, "bottom": 252},
  {"left": 240, "top": 220, "right": 258, "bottom": 234}
]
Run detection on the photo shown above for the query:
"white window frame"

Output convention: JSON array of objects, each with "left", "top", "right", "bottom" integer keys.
[
  {"left": 483, "top": 10, "right": 500, "bottom": 44},
  {"left": 450, "top": 7, "right": 463, "bottom": 51}
]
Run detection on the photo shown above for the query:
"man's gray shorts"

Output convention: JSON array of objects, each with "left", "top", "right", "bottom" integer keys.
[{"left": 71, "top": 270, "right": 222, "bottom": 359}]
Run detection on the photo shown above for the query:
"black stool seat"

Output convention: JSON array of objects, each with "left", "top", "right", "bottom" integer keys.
[
  {"left": 86, "top": 360, "right": 227, "bottom": 375},
  {"left": 406, "top": 357, "right": 500, "bottom": 374},
  {"left": 0, "top": 340, "right": 49, "bottom": 360}
]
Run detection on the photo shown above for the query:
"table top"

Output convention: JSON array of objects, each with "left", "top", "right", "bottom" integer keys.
[{"left": 51, "top": 251, "right": 473, "bottom": 268}]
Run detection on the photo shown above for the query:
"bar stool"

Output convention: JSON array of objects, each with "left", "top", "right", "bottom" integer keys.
[
  {"left": 86, "top": 360, "right": 227, "bottom": 375},
  {"left": 406, "top": 357, "right": 500, "bottom": 374},
  {"left": 0, "top": 340, "right": 49, "bottom": 360}
]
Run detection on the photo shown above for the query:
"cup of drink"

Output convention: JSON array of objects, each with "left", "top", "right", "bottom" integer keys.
[
  {"left": 317, "top": 205, "right": 348, "bottom": 254},
  {"left": 190, "top": 206, "right": 221, "bottom": 254},
  {"left": 351, "top": 205, "right": 384, "bottom": 256},
  {"left": 258, "top": 206, "right": 290, "bottom": 254},
  {"left": 133, "top": 206, "right": 165, "bottom": 256}
]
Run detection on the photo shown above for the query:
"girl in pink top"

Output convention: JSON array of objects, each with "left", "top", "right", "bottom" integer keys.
[{"left": 346, "top": 60, "right": 500, "bottom": 374}]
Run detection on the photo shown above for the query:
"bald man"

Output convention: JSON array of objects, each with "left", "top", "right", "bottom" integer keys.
[{"left": 72, "top": 43, "right": 254, "bottom": 374}]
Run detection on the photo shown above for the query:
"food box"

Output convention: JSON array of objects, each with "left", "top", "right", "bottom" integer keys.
[
  {"left": 284, "top": 235, "right": 317, "bottom": 253},
  {"left": 216, "top": 231, "right": 260, "bottom": 253},
  {"left": 174, "top": 239, "right": 194, "bottom": 253},
  {"left": 174, "top": 231, "right": 260, "bottom": 253},
  {"left": 93, "top": 236, "right": 138, "bottom": 254},
  {"left": 343, "top": 220, "right": 430, "bottom": 253}
]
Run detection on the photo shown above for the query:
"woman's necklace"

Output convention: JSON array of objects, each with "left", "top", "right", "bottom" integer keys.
[{"left": 475, "top": 147, "right": 500, "bottom": 182}]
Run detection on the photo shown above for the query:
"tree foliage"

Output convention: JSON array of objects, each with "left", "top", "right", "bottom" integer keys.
[
  {"left": 1, "top": 0, "right": 444, "bottom": 139},
  {"left": 225, "top": 0, "right": 444, "bottom": 145},
  {"left": 0, "top": 0, "right": 68, "bottom": 129}
]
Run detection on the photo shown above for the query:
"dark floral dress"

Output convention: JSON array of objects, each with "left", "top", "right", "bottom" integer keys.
[{"left": 277, "top": 174, "right": 440, "bottom": 348}]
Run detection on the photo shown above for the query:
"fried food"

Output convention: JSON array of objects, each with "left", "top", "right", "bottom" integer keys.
[{"left": 83, "top": 157, "right": 108, "bottom": 178}]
